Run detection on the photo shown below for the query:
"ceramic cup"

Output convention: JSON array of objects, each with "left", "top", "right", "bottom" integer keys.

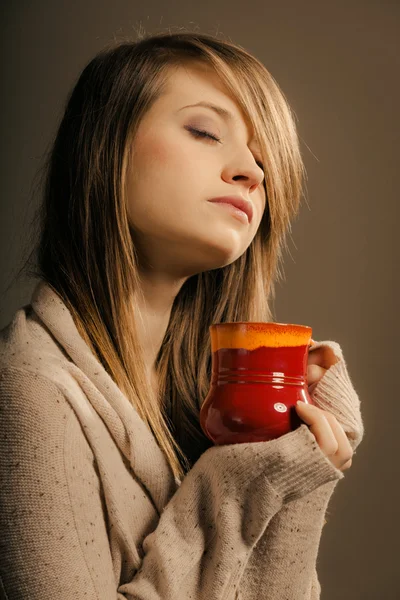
[{"left": 200, "top": 321, "right": 316, "bottom": 445}]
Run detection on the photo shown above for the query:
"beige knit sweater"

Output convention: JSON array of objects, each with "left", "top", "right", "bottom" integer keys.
[{"left": 0, "top": 280, "right": 364, "bottom": 599}]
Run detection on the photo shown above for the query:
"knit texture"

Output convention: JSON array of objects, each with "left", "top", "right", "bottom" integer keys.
[{"left": 0, "top": 280, "right": 364, "bottom": 599}]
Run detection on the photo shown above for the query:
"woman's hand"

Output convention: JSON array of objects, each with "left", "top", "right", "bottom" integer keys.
[
  {"left": 306, "top": 341, "right": 340, "bottom": 394},
  {"left": 295, "top": 401, "right": 353, "bottom": 472},
  {"left": 296, "top": 341, "right": 354, "bottom": 472}
]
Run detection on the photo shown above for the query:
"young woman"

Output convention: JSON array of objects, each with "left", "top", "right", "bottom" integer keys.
[{"left": 0, "top": 31, "right": 364, "bottom": 599}]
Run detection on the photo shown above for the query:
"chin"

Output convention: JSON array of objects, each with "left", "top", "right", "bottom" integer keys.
[{"left": 190, "top": 239, "right": 248, "bottom": 273}]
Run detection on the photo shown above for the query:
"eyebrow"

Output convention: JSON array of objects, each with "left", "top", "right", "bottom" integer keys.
[
  {"left": 178, "top": 100, "right": 234, "bottom": 120},
  {"left": 178, "top": 101, "right": 259, "bottom": 145}
]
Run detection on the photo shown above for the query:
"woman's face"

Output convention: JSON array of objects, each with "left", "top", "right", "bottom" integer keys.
[{"left": 126, "top": 62, "right": 266, "bottom": 278}]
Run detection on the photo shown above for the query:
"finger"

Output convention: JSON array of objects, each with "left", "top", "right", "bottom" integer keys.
[
  {"left": 308, "top": 381, "right": 319, "bottom": 396},
  {"left": 295, "top": 402, "right": 339, "bottom": 457},
  {"left": 308, "top": 345, "right": 340, "bottom": 370},
  {"left": 307, "top": 364, "right": 326, "bottom": 385},
  {"left": 322, "top": 411, "right": 354, "bottom": 470},
  {"left": 341, "top": 458, "right": 353, "bottom": 470},
  {"left": 308, "top": 347, "right": 325, "bottom": 366},
  {"left": 296, "top": 403, "right": 354, "bottom": 472}
]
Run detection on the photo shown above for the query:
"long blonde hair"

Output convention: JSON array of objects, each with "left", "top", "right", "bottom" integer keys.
[{"left": 14, "top": 30, "right": 306, "bottom": 483}]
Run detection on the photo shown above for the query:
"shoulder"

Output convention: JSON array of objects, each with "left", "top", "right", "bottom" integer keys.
[
  {"left": 0, "top": 303, "right": 81, "bottom": 410},
  {"left": 0, "top": 365, "right": 92, "bottom": 462},
  {"left": 0, "top": 366, "right": 116, "bottom": 598},
  {"left": 0, "top": 304, "right": 72, "bottom": 376}
]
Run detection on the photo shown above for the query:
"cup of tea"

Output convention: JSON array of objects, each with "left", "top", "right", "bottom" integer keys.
[{"left": 199, "top": 321, "right": 316, "bottom": 445}]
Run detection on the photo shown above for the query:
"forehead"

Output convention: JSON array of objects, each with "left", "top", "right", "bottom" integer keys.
[{"left": 160, "top": 63, "right": 259, "bottom": 144}]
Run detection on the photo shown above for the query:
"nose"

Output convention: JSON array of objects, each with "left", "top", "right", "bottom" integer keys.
[{"left": 222, "top": 154, "right": 265, "bottom": 194}]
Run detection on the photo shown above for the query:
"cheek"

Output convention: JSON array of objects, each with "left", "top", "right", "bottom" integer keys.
[
  {"left": 139, "top": 130, "right": 185, "bottom": 172},
  {"left": 134, "top": 135, "right": 203, "bottom": 209},
  {"left": 146, "top": 138, "right": 172, "bottom": 167},
  {"left": 126, "top": 136, "right": 192, "bottom": 227}
]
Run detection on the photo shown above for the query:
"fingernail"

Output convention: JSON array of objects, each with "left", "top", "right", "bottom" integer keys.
[{"left": 297, "top": 401, "right": 306, "bottom": 405}]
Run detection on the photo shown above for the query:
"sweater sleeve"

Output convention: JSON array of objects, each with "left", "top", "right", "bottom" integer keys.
[
  {"left": 234, "top": 341, "right": 365, "bottom": 599},
  {"left": 0, "top": 367, "right": 344, "bottom": 600},
  {"left": 120, "top": 425, "right": 344, "bottom": 600}
]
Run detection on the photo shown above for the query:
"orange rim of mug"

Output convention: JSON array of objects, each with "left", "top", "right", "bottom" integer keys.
[{"left": 209, "top": 322, "right": 315, "bottom": 351}]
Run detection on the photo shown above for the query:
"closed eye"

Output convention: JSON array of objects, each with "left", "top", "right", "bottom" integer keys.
[
  {"left": 186, "top": 126, "right": 221, "bottom": 143},
  {"left": 185, "top": 126, "right": 265, "bottom": 172}
]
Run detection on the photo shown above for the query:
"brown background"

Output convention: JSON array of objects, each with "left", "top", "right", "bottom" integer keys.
[{"left": 1, "top": 1, "right": 399, "bottom": 597}]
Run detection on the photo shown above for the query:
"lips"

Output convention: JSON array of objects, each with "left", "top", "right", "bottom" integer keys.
[{"left": 207, "top": 196, "right": 253, "bottom": 223}]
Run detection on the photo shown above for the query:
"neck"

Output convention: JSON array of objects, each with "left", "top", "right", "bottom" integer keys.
[{"left": 134, "top": 269, "right": 186, "bottom": 376}]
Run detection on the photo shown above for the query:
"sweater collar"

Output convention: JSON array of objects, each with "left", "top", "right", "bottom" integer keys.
[{"left": 31, "top": 279, "right": 180, "bottom": 513}]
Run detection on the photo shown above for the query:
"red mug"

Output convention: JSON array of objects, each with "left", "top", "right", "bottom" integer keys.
[{"left": 200, "top": 322, "right": 316, "bottom": 445}]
